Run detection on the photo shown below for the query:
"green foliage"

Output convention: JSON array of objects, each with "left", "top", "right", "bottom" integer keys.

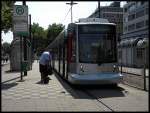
[
  {"left": 1, "top": 1, "right": 14, "bottom": 33},
  {"left": 31, "top": 22, "right": 64, "bottom": 56},
  {"left": 2, "top": 42, "right": 11, "bottom": 56},
  {"left": 31, "top": 23, "right": 47, "bottom": 39},
  {"left": 31, "top": 23, "right": 47, "bottom": 56},
  {"left": 47, "top": 23, "right": 65, "bottom": 44}
]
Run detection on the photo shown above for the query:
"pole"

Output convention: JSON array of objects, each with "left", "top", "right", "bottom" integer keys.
[
  {"left": 66, "top": 1, "right": 77, "bottom": 23},
  {"left": 29, "top": 14, "right": 32, "bottom": 69},
  {"left": 20, "top": 37, "right": 23, "bottom": 81},
  {"left": 143, "top": 65, "right": 146, "bottom": 90},
  {"left": 98, "top": 1, "right": 100, "bottom": 18},
  {"left": 23, "top": 1, "right": 27, "bottom": 76}
]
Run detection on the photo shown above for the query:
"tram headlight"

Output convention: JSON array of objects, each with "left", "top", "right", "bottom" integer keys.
[
  {"left": 80, "top": 65, "right": 84, "bottom": 72},
  {"left": 113, "top": 65, "right": 118, "bottom": 72}
]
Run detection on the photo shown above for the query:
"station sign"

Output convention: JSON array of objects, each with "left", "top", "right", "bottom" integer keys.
[
  {"left": 13, "top": 22, "right": 29, "bottom": 36},
  {"left": 13, "top": 5, "right": 29, "bottom": 36},
  {"left": 13, "top": 5, "right": 28, "bottom": 22}
]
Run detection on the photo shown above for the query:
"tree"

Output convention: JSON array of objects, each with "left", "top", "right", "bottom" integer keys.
[
  {"left": 1, "top": 1, "right": 15, "bottom": 33},
  {"left": 31, "top": 22, "right": 64, "bottom": 57},
  {"left": 2, "top": 42, "right": 11, "bottom": 56},
  {"left": 46, "top": 23, "right": 64, "bottom": 45},
  {"left": 31, "top": 23, "right": 47, "bottom": 56},
  {"left": 31, "top": 23, "right": 46, "bottom": 39}
]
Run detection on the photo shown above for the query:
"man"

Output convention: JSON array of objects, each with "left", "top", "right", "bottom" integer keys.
[{"left": 39, "top": 51, "right": 51, "bottom": 84}]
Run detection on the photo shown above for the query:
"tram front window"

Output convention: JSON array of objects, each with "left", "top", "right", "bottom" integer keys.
[{"left": 78, "top": 24, "right": 116, "bottom": 64}]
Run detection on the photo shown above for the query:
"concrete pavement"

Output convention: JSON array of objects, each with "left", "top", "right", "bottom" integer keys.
[{"left": 1, "top": 61, "right": 105, "bottom": 111}]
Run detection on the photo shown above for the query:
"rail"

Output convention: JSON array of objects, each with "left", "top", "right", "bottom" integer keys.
[{"left": 119, "top": 66, "right": 149, "bottom": 91}]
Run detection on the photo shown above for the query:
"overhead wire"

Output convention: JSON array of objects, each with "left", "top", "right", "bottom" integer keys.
[{"left": 61, "top": 6, "right": 72, "bottom": 24}]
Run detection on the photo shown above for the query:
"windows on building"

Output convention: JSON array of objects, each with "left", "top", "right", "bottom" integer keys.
[
  {"left": 136, "top": 9, "right": 144, "bottom": 18},
  {"left": 124, "top": 17, "right": 128, "bottom": 22},
  {"left": 136, "top": 1, "right": 141, "bottom": 8},
  {"left": 136, "top": 21, "right": 145, "bottom": 29},
  {"left": 136, "top": 48, "right": 145, "bottom": 59},
  {"left": 145, "top": 7, "right": 148, "bottom": 14},
  {"left": 128, "top": 13, "right": 135, "bottom": 21},
  {"left": 118, "top": 50, "right": 122, "bottom": 59},
  {"left": 124, "top": 8, "right": 127, "bottom": 12},
  {"left": 128, "top": 24, "right": 135, "bottom": 31},
  {"left": 124, "top": 26, "right": 128, "bottom": 32},
  {"left": 128, "top": 4, "right": 136, "bottom": 12},
  {"left": 145, "top": 20, "right": 148, "bottom": 26}
]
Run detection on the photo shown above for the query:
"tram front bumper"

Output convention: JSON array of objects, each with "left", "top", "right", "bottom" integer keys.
[{"left": 68, "top": 73, "right": 123, "bottom": 85}]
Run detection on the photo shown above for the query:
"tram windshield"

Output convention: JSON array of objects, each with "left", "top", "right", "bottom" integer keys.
[{"left": 78, "top": 24, "right": 116, "bottom": 64}]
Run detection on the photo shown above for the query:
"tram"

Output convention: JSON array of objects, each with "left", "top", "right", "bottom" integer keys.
[{"left": 47, "top": 18, "right": 123, "bottom": 85}]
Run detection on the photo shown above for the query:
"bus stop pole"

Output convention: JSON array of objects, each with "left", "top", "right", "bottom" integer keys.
[
  {"left": 23, "top": 1, "right": 27, "bottom": 76},
  {"left": 20, "top": 36, "right": 23, "bottom": 81},
  {"left": 29, "top": 14, "right": 32, "bottom": 70}
]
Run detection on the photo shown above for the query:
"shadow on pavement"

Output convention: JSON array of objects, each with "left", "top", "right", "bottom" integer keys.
[
  {"left": 5, "top": 70, "right": 20, "bottom": 73},
  {"left": 35, "top": 77, "right": 52, "bottom": 85},
  {"left": 1, "top": 82, "right": 18, "bottom": 90},
  {"left": 54, "top": 71, "right": 126, "bottom": 99},
  {"left": 2, "top": 76, "right": 20, "bottom": 84}
]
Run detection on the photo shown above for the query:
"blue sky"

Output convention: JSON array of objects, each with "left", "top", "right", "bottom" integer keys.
[{"left": 2, "top": 1, "right": 126, "bottom": 44}]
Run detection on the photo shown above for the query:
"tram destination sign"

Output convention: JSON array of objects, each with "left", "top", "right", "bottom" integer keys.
[{"left": 13, "top": 5, "right": 29, "bottom": 36}]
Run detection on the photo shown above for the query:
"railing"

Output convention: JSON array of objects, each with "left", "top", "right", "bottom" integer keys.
[{"left": 119, "top": 66, "right": 149, "bottom": 91}]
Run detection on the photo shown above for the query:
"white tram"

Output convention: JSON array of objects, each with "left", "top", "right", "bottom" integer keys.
[{"left": 47, "top": 18, "right": 123, "bottom": 85}]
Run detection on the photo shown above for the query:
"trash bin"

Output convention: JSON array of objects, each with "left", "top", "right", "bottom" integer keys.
[{"left": 21, "top": 60, "right": 29, "bottom": 71}]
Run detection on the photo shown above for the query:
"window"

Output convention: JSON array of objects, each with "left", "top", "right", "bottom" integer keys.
[
  {"left": 129, "top": 4, "right": 136, "bottom": 12},
  {"left": 124, "top": 8, "right": 127, "bottom": 12},
  {"left": 118, "top": 50, "right": 122, "bottom": 59},
  {"left": 136, "top": 10, "right": 144, "bottom": 18},
  {"left": 136, "top": 2, "right": 141, "bottom": 8},
  {"left": 78, "top": 25, "right": 116, "bottom": 63},
  {"left": 128, "top": 24, "right": 135, "bottom": 31},
  {"left": 145, "top": 20, "right": 148, "bottom": 26},
  {"left": 124, "top": 26, "right": 128, "bottom": 32},
  {"left": 128, "top": 14, "right": 135, "bottom": 21},
  {"left": 136, "top": 21, "right": 144, "bottom": 29},
  {"left": 124, "top": 17, "right": 128, "bottom": 22},
  {"left": 136, "top": 48, "right": 144, "bottom": 59},
  {"left": 145, "top": 7, "right": 148, "bottom": 14}
]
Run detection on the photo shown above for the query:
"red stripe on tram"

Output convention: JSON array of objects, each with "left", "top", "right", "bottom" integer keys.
[{"left": 67, "top": 32, "right": 72, "bottom": 64}]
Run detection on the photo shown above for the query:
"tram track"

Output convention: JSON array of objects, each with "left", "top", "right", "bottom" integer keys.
[
  {"left": 54, "top": 70, "right": 115, "bottom": 111},
  {"left": 80, "top": 88, "right": 114, "bottom": 112}
]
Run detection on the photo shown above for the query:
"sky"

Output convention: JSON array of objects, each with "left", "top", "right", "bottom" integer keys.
[{"left": 2, "top": 1, "right": 126, "bottom": 44}]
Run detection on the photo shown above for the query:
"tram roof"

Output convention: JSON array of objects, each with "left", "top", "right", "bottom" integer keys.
[{"left": 74, "top": 22, "right": 116, "bottom": 26}]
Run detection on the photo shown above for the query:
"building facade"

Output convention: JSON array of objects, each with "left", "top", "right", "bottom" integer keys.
[
  {"left": 118, "top": 1, "right": 149, "bottom": 68},
  {"left": 88, "top": 2, "right": 123, "bottom": 42}
]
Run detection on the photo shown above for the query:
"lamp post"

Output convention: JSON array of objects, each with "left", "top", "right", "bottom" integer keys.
[{"left": 66, "top": 1, "right": 77, "bottom": 23}]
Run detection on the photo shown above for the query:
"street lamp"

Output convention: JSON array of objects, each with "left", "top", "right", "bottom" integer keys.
[{"left": 66, "top": 1, "right": 78, "bottom": 23}]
